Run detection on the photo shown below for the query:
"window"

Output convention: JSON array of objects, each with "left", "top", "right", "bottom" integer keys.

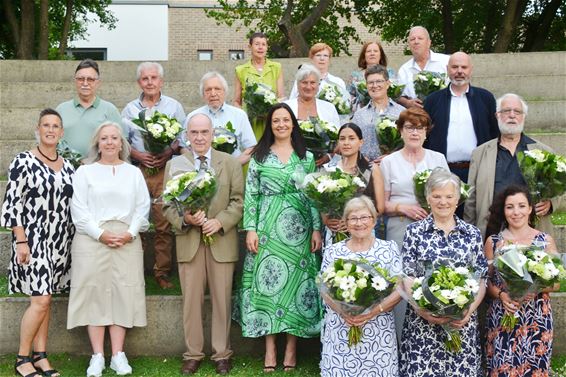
[
  {"left": 198, "top": 50, "right": 213, "bottom": 61},
  {"left": 66, "top": 48, "right": 107, "bottom": 61},
  {"left": 229, "top": 50, "right": 245, "bottom": 60}
]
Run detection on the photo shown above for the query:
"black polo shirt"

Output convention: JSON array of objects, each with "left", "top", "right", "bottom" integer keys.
[{"left": 494, "top": 133, "right": 535, "bottom": 196}]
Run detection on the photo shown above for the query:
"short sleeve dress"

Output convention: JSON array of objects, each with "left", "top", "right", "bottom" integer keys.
[{"left": 0, "top": 151, "right": 75, "bottom": 295}]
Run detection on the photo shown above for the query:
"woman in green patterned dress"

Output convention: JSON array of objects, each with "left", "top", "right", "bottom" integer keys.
[
  {"left": 233, "top": 32, "right": 285, "bottom": 141},
  {"left": 238, "top": 103, "right": 322, "bottom": 373}
]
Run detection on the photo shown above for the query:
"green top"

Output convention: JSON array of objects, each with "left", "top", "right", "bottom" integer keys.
[
  {"left": 56, "top": 97, "right": 124, "bottom": 157},
  {"left": 235, "top": 58, "right": 282, "bottom": 98}
]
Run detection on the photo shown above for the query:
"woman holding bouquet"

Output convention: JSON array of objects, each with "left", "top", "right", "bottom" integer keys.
[
  {"left": 237, "top": 103, "right": 322, "bottom": 372},
  {"left": 68, "top": 122, "right": 150, "bottom": 376},
  {"left": 234, "top": 32, "right": 285, "bottom": 140},
  {"left": 1, "top": 109, "right": 74, "bottom": 377},
  {"left": 399, "top": 168, "right": 487, "bottom": 377},
  {"left": 321, "top": 195, "right": 401, "bottom": 376},
  {"left": 352, "top": 64, "right": 405, "bottom": 163},
  {"left": 484, "top": 185, "right": 558, "bottom": 376}
]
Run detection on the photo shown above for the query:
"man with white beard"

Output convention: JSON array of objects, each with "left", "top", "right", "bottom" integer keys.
[{"left": 464, "top": 93, "right": 561, "bottom": 239}]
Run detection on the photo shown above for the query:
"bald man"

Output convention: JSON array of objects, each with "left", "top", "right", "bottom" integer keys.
[{"left": 423, "top": 52, "right": 499, "bottom": 185}]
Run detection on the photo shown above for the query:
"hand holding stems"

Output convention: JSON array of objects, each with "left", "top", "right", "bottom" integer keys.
[
  {"left": 534, "top": 200, "right": 552, "bottom": 217},
  {"left": 322, "top": 214, "right": 347, "bottom": 233}
]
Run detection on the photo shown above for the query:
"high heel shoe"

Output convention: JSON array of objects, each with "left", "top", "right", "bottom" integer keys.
[
  {"left": 14, "top": 355, "right": 41, "bottom": 377},
  {"left": 32, "top": 352, "right": 60, "bottom": 377}
]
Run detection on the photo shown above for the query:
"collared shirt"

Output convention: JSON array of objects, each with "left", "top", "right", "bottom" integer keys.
[
  {"left": 446, "top": 85, "right": 477, "bottom": 162},
  {"left": 494, "top": 133, "right": 534, "bottom": 195},
  {"left": 56, "top": 96, "right": 124, "bottom": 157},
  {"left": 185, "top": 103, "right": 257, "bottom": 157},
  {"left": 192, "top": 148, "right": 213, "bottom": 171},
  {"left": 351, "top": 99, "right": 406, "bottom": 161},
  {"left": 122, "top": 93, "right": 186, "bottom": 152},
  {"left": 398, "top": 50, "right": 450, "bottom": 99}
]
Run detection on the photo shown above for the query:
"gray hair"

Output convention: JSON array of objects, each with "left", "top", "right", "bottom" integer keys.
[
  {"left": 343, "top": 195, "right": 378, "bottom": 222},
  {"left": 84, "top": 122, "right": 131, "bottom": 164},
  {"left": 364, "top": 64, "right": 389, "bottom": 81},
  {"left": 408, "top": 26, "right": 430, "bottom": 40},
  {"left": 295, "top": 63, "right": 321, "bottom": 82},
  {"left": 496, "top": 93, "right": 528, "bottom": 116},
  {"left": 199, "top": 71, "right": 229, "bottom": 97},
  {"left": 424, "top": 167, "right": 461, "bottom": 198},
  {"left": 136, "top": 62, "right": 164, "bottom": 80},
  {"left": 186, "top": 113, "right": 213, "bottom": 130}
]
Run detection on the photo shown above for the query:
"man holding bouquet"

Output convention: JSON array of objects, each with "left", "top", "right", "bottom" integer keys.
[
  {"left": 122, "top": 62, "right": 186, "bottom": 289},
  {"left": 163, "top": 114, "right": 244, "bottom": 375}
]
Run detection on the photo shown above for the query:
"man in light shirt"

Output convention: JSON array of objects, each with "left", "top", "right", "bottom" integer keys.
[{"left": 397, "top": 26, "right": 450, "bottom": 109}]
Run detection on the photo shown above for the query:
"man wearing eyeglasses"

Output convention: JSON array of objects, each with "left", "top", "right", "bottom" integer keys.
[
  {"left": 423, "top": 52, "right": 499, "bottom": 185},
  {"left": 464, "top": 93, "right": 561, "bottom": 239},
  {"left": 56, "top": 59, "right": 125, "bottom": 157}
]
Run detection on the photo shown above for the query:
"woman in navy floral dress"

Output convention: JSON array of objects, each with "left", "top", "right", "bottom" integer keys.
[
  {"left": 399, "top": 169, "right": 487, "bottom": 377},
  {"left": 484, "top": 185, "right": 558, "bottom": 377}
]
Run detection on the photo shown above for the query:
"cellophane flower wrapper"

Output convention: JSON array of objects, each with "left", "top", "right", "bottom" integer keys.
[
  {"left": 298, "top": 116, "right": 339, "bottom": 159},
  {"left": 387, "top": 82, "right": 406, "bottom": 99},
  {"left": 318, "top": 84, "right": 351, "bottom": 115},
  {"left": 243, "top": 81, "right": 278, "bottom": 120},
  {"left": 413, "top": 168, "right": 473, "bottom": 210},
  {"left": 376, "top": 116, "right": 403, "bottom": 155},
  {"left": 212, "top": 122, "right": 238, "bottom": 155},
  {"left": 318, "top": 258, "right": 401, "bottom": 346},
  {"left": 162, "top": 158, "right": 218, "bottom": 245},
  {"left": 57, "top": 139, "right": 83, "bottom": 169},
  {"left": 517, "top": 149, "right": 566, "bottom": 203},
  {"left": 413, "top": 71, "right": 448, "bottom": 101},
  {"left": 397, "top": 263, "right": 482, "bottom": 353},
  {"left": 349, "top": 80, "right": 371, "bottom": 109}
]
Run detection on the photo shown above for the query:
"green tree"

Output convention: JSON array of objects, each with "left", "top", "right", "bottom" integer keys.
[{"left": 0, "top": 0, "right": 116, "bottom": 59}]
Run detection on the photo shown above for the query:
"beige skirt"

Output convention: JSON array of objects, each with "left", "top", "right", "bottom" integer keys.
[{"left": 67, "top": 220, "right": 146, "bottom": 329}]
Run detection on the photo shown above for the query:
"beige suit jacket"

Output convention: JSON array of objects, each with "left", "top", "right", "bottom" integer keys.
[
  {"left": 463, "top": 136, "right": 562, "bottom": 240},
  {"left": 163, "top": 150, "right": 244, "bottom": 263}
]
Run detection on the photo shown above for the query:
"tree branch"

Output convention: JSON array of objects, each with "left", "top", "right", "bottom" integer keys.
[
  {"left": 58, "top": 0, "right": 73, "bottom": 57},
  {"left": 298, "top": 0, "right": 332, "bottom": 33}
]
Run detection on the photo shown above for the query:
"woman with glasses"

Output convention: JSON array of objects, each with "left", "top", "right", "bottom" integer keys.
[
  {"left": 1, "top": 109, "right": 75, "bottom": 377},
  {"left": 320, "top": 195, "right": 401, "bottom": 377},
  {"left": 380, "top": 108, "right": 448, "bottom": 340},
  {"left": 351, "top": 65, "right": 405, "bottom": 164}
]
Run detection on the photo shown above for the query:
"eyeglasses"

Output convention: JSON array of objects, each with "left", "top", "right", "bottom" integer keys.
[
  {"left": 498, "top": 108, "right": 524, "bottom": 116},
  {"left": 404, "top": 125, "right": 426, "bottom": 132},
  {"left": 346, "top": 215, "right": 373, "bottom": 224},
  {"left": 74, "top": 76, "right": 98, "bottom": 84},
  {"left": 367, "top": 79, "right": 387, "bottom": 87}
]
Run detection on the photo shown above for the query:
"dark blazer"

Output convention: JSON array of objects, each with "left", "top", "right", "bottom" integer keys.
[{"left": 423, "top": 85, "right": 499, "bottom": 157}]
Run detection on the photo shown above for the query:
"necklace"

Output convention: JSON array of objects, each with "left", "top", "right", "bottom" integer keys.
[{"left": 37, "top": 146, "right": 58, "bottom": 162}]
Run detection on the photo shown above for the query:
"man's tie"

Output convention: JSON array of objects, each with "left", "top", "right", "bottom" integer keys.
[{"left": 198, "top": 155, "right": 208, "bottom": 172}]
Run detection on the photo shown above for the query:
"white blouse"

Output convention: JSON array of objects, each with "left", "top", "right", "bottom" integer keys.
[{"left": 71, "top": 162, "right": 150, "bottom": 240}]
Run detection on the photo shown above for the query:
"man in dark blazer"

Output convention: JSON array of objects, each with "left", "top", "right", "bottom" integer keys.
[
  {"left": 163, "top": 113, "right": 244, "bottom": 375},
  {"left": 424, "top": 52, "right": 499, "bottom": 183}
]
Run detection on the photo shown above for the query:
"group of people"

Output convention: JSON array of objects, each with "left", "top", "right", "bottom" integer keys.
[{"left": 1, "top": 25, "right": 562, "bottom": 377}]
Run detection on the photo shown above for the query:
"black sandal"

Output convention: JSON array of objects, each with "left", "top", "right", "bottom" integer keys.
[
  {"left": 14, "top": 355, "right": 41, "bottom": 377},
  {"left": 32, "top": 352, "right": 60, "bottom": 377},
  {"left": 263, "top": 365, "right": 276, "bottom": 373},
  {"left": 283, "top": 364, "right": 296, "bottom": 372}
]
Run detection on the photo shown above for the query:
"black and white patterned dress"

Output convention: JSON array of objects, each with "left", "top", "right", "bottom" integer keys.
[{"left": 1, "top": 151, "right": 75, "bottom": 296}]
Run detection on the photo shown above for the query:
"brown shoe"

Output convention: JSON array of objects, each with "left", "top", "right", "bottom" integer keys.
[
  {"left": 155, "top": 275, "right": 174, "bottom": 289},
  {"left": 215, "top": 359, "right": 232, "bottom": 375},
  {"left": 181, "top": 359, "right": 201, "bottom": 375}
]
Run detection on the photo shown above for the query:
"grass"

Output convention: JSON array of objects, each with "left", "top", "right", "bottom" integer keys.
[
  {"left": 552, "top": 212, "right": 566, "bottom": 226},
  {"left": 0, "top": 354, "right": 320, "bottom": 376}
]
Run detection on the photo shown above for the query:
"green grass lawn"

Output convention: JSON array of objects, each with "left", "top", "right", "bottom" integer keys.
[{"left": 552, "top": 212, "right": 566, "bottom": 226}]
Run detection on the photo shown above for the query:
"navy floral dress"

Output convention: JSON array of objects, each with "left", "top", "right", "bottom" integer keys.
[
  {"left": 399, "top": 215, "right": 487, "bottom": 377},
  {"left": 486, "top": 232, "right": 553, "bottom": 377}
]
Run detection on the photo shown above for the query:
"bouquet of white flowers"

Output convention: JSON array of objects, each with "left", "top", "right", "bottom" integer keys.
[
  {"left": 212, "top": 121, "right": 238, "bottom": 155},
  {"left": 401, "top": 263, "right": 481, "bottom": 352},
  {"left": 298, "top": 117, "right": 340, "bottom": 159},
  {"left": 318, "top": 84, "right": 351, "bottom": 115},
  {"left": 413, "top": 71, "right": 447, "bottom": 101},
  {"left": 387, "top": 82, "right": 406, "bottom": 99},
  {"left": 319, "top": 258, "right": 399, "bottom": 346},
  {"left": 349, "top": 80, "right": 371, "bottom": 109},
  {"left": 132, "top": 110, "right": 183, "bottom": 175},
  {"left": 375, "top": 116, "right": 403, "bottom": 155},
  {"left": 243, "top": 81, "right": 278, "bottom": 120},
  {"left": 517, "top": 149, "right": 566, "bottom": 203},
  {"left": 413, "top": 168, "right": 472, "bottom": 210}
]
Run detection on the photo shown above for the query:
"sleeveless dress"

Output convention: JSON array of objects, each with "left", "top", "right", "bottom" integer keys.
[{"left": 486, "top": 232, "right": 554, "bottom": 376}]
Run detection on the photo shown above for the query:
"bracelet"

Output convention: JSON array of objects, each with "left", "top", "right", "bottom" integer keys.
[
  {"left": 15, "top": 240, "right": 27, "bottom": 245},
  {"left": 379, "top": 304, "right": 384, "bottom": 313}
]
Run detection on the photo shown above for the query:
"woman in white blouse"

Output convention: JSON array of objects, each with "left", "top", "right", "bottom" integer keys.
[{"left": 67, "top": 122, "right": 150, "bottom": 377}]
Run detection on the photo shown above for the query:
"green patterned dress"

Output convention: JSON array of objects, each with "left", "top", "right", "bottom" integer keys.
[{"left": 237, "top": 151, "right": 322, "bottom": 338}]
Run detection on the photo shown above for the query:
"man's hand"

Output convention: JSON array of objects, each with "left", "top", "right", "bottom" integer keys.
[
  {"left": 202, "top": 218, "right": 222, "bottom": 236},
  {"left": 535, "top": 200, "right": 551, "bottom": 217},
  {"left": 184, "top": 209, "right": 206, "bottom": 226}
]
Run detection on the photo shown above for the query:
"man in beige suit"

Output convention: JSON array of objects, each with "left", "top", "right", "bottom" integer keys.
[
  {"left": 163, "top": 113, "right": 244, "bottom": 375},
  {"left": 464, "top": 93, "right": 561, "bottom": 239}
]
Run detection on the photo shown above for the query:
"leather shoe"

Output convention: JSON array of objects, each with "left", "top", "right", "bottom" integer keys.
[
  {"left": 155, "top": 275, "right": 174, "bottom": 289},
  {"left": 215, "top": 359, "right": 232, "bottom": 375},
  {"left": 181, "top": 359, "right": 201, "bottom": 375}
]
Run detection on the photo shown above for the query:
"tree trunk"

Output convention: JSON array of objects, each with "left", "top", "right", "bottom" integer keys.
[
  {"left": 482, "top": 1, "right": 500, "bottom": 52},
  {"left": 440, "top": 0, "right": 455, "bottom": 53},
  {"left": 58, "top": 0, "right": 74, "bottom": 57},
  {"left": 522, "top": 0, "right": 561, "bottom": 51},
  {"left": 17, "top": 0, "right": 35, "bottom": 59},
  {"left": 493, "top": 0, "right": 527, "bottom": 52},
  {"left": 38, "top": 0, "right": 49, "bottom": 59},
  {"left": 3, "top": 0, "right": 21, "bottom": 47}
]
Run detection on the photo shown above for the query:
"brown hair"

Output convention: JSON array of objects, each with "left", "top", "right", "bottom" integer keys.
[
  {"left": 358, "top": 41, "right": 388, "bottom": 69},
  {"left": 395, "top": 108, "right": 433, "bottom": 134},
  {"left": 309, "top": 43, "right": 333, "bottom": 59}
]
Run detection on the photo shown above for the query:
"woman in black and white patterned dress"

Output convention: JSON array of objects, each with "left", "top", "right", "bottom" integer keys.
[{"left": 1, "top": 109, "right": 75, "bottom": 377}]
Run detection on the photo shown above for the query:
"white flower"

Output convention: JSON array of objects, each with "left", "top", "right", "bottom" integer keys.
[
  {"left": 343, "top": 262, "right": 354, "bottom": 273},
  {"left": 542, "top": 262, "right": 559, "bottom": 280},
  {"left": 464, "top": 278, "right": 480, "bottom": 294},
  {"left": 440, "top": 289, "right": 457, "bottom": 300},
  {"left": 524, "top": 149, "right": 546, "bottom": 163},
  {"left": 339, "top": 275, "right": 357, "bottom": 291},
  {"left": 454, "top": 267, "right": 469, "bottom": 275},
  {"left": 557, "top": 160, "right": 566, "bottom": 173},
  {"left": 356, "top": 277, "right": 368, "bottom": 289},
  {"left": 454, "top": 294, "right": 469, "bottom": 307},
  {"left": 324, "top": 90, "right": 337, "bottom": 102},
  {"left": 413, "top": 286, "right": 424, "bottom": 300},
  {"left": 429, "top": 284, "right": 440, "bottom": 292},
  {"left": 417, "top": 74, "right": 428, "bottom": 81},
  {"left": 531, "top": 250, "right": 547, "bottom": 262},
  {"left": 371, "top": 276, "right": 388, "bottom": 291},
  {"left": 352, "top": 176, "right": 366, "bottom": 188}
]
